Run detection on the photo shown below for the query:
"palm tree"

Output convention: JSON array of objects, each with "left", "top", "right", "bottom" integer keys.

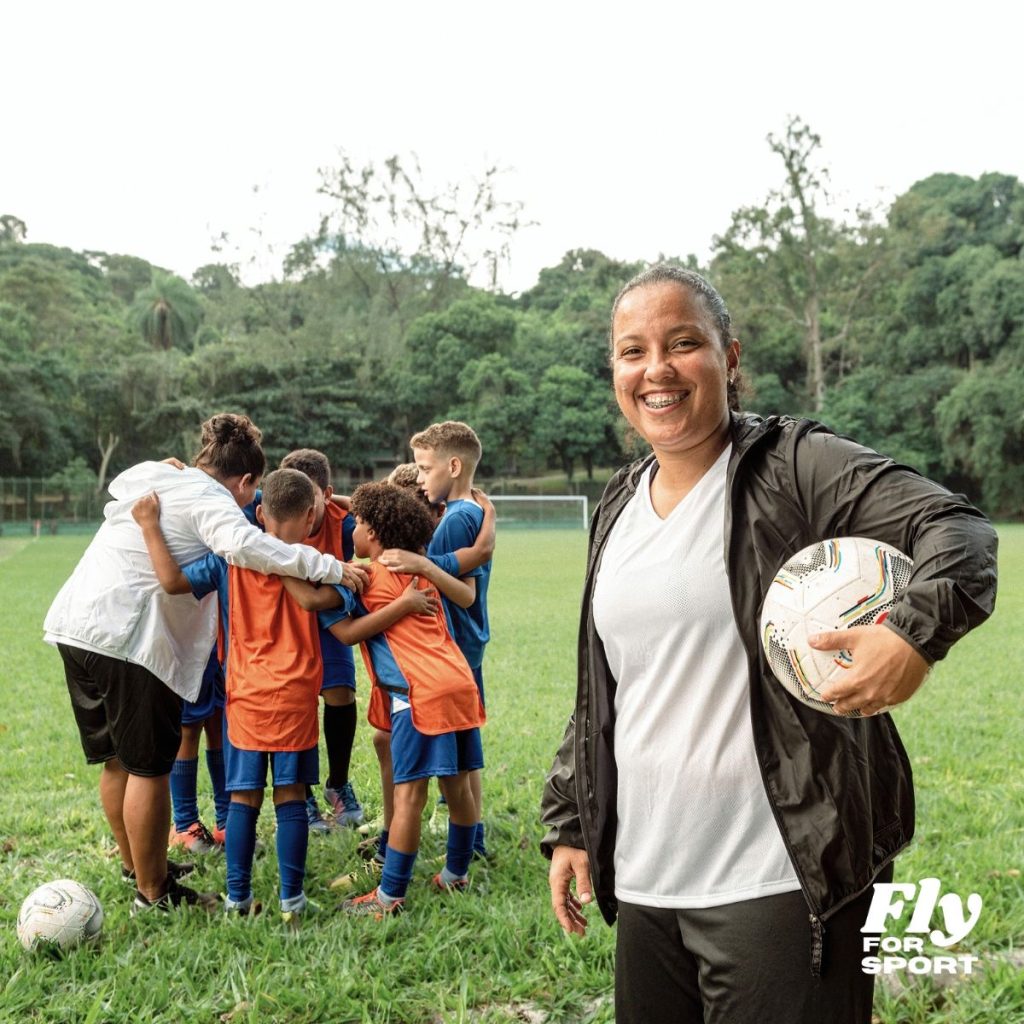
[{"left": 132, "top": 273, "right": 203, "bottom": 351}]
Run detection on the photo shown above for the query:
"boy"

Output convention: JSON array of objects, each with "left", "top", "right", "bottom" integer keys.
[
  {"left": 134, "top": 469, "right": 324, "bottom": 922},
  {"left": 166, "top": 649, "right": 229, "bottom": 853},
  {"left": 279, "top": 449, "right": 363, "bottom": 831},
  {"left": 379, "top": 422, "right": 492, "bottom": 859},
  {"left": 292, "top": 482, "right": 484, "bottom": 915}
]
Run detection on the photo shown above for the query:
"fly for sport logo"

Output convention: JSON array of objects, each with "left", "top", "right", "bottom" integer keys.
[{"left": 860, "top": 878, "right": 982, "bottom": 976}]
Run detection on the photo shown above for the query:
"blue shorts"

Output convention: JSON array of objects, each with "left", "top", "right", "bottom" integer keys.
[
  {"left": 320, "top": 673, "right": 356, "bottom": 694},
  {"left": 181, "top": 661, "right": 225, "bottom": 725},
  {"left": 390, "top": 698, "right": 459, "bottom": 784},
  {"left": 223, "top": 726, "right": 319, "bottom": 792},
  {"left": 319, "top": 632, "right": 356, "bottom": 693},
  {"left": 455, "top": 727, "right": 484, "bottom": 772}
]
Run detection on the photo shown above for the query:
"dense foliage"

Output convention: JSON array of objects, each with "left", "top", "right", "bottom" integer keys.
[{"left": 2, "top": 128, "right": 1022, "bottom": 514}]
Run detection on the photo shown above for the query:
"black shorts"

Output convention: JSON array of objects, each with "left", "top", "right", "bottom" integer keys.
[{"left": 59, "top": 644, "right": 182, "bottom": 777}]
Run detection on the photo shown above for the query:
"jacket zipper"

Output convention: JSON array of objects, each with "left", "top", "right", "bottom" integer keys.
[{"left": 723, "top": 422, "right": 826, "bottom": 977}]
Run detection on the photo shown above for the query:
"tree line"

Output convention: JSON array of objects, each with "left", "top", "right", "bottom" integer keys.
[{"left": 1, "top": 119, "right": 1022, "bottom": 516}]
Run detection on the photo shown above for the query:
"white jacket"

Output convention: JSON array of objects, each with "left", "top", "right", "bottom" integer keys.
[{"left": 44, "top": 462, "right": 345, "bottom": 701}]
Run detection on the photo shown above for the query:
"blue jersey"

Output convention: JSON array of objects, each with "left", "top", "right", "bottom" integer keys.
[
  {"left": 427, "top": 499, "right": 490, "bottom": 670},
  {"left": 182, "top": 552, "right": 230, "bottom": 664}
]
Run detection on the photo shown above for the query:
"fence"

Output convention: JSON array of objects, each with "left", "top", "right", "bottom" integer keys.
[
  {"left": 0, "top": 473, "right": 609, "bottom": 534},
  {"left": 0, "top": 479, "right": 108, "bottom": 534}
]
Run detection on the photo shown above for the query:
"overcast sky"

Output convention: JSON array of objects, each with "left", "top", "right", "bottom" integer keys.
[{"left": 3, "top": 0, "right": 1022, "bottom": 294}]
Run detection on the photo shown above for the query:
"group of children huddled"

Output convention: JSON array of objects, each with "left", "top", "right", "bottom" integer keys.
[{"left": 131, "top": 419, "right": 494, "bottom": 921}]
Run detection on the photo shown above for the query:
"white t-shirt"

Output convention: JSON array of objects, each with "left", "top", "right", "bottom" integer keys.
[
  {"left": 44, "top": 462, "right": 345, "bottom": 701},
  {"left": 593, "top": 447, "right": 800, "bottom": 909}
]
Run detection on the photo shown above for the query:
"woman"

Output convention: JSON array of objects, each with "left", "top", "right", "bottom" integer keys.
[
  {"left": 44, "top": 413, "right": 367, "bottom": 912},
  {"left": 540, "top": 266, "right": 997, "bottom": 1023}
]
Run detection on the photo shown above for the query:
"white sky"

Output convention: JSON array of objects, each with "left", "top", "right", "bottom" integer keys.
[{"left": 3, "top": 0, "right": 1022, "bottom": 294}]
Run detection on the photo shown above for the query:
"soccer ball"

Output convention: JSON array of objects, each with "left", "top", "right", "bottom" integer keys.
[
  {"left": 759, "top": 537, "right": 913, "bottom": 718},
  {"left": 17, "top": 880, "right": 104, "bottom": 951}
]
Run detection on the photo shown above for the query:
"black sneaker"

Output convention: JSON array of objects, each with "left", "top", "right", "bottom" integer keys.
[
  {"left": 121, "top": 860, "right": 196, "bottom": 885},
  {"left": 131, "top": 875, "right": 221, "bottom": 915},
  {"left": 357, "top": 834, "right": 386, "bottom": 867}
]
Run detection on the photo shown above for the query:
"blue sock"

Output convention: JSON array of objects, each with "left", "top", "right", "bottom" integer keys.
[
  {"left": 474, "top": 821, "right": 487, "bottom": 856},
  {"left": 445, "top": 822, "right": 477, "bottom": 879},
  {"left": 274, "top": 800, "right": 309, "bottom": 902},
  {"left": 225, "top": 802, "right": 260, "bottom": 903},
  {"left": 205, "top": 748, "right": 228, "bottom": 830},
  {"left": 380, "top": 847, "right": 417, "bottom": 901},
  {"left": 170, "top": 758, "right": 199, "bottom": 832},
  {"left": 379, "top": 828, "right": 389, "bottom": 858}
]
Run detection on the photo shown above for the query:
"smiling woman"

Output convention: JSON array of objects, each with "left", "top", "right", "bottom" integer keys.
[
  {"left": 609, "top": 268, "right": 740, "bottom": 517},
  {"left": 540, "top": 265, "right": 999, "bottom": 1024}
]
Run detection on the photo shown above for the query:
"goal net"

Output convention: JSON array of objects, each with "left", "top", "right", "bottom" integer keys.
[{"left": 488, "top": 495, "right": 589, "bottom": 530}]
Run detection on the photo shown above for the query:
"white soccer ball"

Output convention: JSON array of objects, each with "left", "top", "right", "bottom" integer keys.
[
  {"left": 17, "top": 879, "right": 104, "bottom": 951},
  {"left": 759, "top": 537, "right": 913, "bottom": 717}
]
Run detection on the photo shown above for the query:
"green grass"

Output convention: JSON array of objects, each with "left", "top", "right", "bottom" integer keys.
[{"left": 0, "top": 528, "right": 1021, "bottom": 1023}]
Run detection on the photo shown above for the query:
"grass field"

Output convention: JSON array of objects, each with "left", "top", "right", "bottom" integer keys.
[{"left": 0, "top": 527, "right": 1021, "bottom": 1023}]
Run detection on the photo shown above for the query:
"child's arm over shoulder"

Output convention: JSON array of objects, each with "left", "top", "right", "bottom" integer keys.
[
  {"left": 280, "top": 576, "right": 344, "bottom": 612},
  {"left": 447, "top": 488, "right": 495, "bottom": 574},
  {"left": 132, "top": 493, "right": 192, "bottom": 595},
  {"left": 320, "top": 577, "right": 439, "bottom": 645}
]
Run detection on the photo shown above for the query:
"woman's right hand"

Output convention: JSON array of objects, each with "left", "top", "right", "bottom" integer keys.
[
  {"left": 131, "top": 492, "right": 161, "bottom": 528},
  {"left": 549, "top": 845, "right": 592, "bottom": 935}
]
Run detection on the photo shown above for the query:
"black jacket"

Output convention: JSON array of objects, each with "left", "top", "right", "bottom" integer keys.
[{"left": 539, "top": 413, "right": 998, "bottom": 973}]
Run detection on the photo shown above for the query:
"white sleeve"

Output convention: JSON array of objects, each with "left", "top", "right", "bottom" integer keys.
[{"left": 192, "top": 500, "right": 345, "bottom": 583}]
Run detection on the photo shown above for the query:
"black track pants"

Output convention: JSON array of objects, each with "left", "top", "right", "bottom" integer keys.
[{"left": 615, "top": 865, "right": 892, "bottom": 1024}]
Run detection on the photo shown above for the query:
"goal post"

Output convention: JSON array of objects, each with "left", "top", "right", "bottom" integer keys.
[{"left": 488, "top": 494, "right": 589, "bottom": 530}]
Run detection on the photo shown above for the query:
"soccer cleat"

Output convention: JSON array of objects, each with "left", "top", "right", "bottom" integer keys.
[
  {"left": 356, "top": 833, "right": 386, "bottom": 867},
  {"left": 169, "top": 820, "right": 222, "bottom": 855},
  {"left": 122, "top": 859, "right": 195, "bottom": 885},
  {"left": 329, "top": 859, "right": 381, "bottom": 891},
  {"left": 210, "top": 825, "right": 226, "bottom": 847},
  {"left": 131, "top": 876, "right": 220, "bottom": 915},
  {"left": 430, "top": 872, "right": 469, "bottom": 893},
  {"left": 339, "top": 887, "right": 404, "bottom": 919},
  {"left": 324, "top": 781, "right": 364, "bottom": 828},
  {"left": 280, "top": 892, "right": 319, "bottom": 928},
  {"left": 306, "top": 795, "right": 334, "bottom": 835},
  {"left": 223, "top": 894, "right": 263, "bottom": 917}
]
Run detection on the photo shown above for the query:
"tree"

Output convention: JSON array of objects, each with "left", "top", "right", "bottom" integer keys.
[
  {"left": 516, "top": 249, "right": 644, "bottom": 385},
  {"left": 713, "top": 117, "right": 884, "bottom": 411},
  {"left": 0, "top": 215, "right": 27, "bottom": 245},
  {"left": 449, "top": 354, "right": 537, "bottom": 475},
  {"left": 45, "top": 457, "right": 98, "bottom": 518},
  {"left": 132, "top": 273, "right": 204, "bottom": 351},
  {"left": 533, "top": 365, "right": 610, "bottom": 480},
  {"left": 936, "top": 365, "right": 1024, "bottom": 516},
  {"left": 820, "top": 364, "right": 963, "bottom": 479},
  {"left": 306, "top": 151, "right": 528, "bottom": 321}
]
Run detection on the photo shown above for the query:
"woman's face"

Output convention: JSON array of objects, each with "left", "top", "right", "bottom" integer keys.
[{"left": 611, "top": 282, "right": 739, "bottom": 460}]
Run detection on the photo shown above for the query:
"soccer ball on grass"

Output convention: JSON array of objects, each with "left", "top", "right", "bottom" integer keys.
[
  {"left": 759, "top": 536, "right": 913, "bottom": 718},
  {"left": 17, "top": 879, "right": 104, "bottom": 951}
]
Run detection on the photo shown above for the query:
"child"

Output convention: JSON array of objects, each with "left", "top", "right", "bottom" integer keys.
[
  {"left": 134, "top": 469, "right": 324, "bottom": 922},
  {"left": 166, "top": 649, "right": 229, "bottom": 853},
  {"left": 279, "top": 449, "right": 363, "bottom": 831},
  {"left": 379, "top": 422, "right": 493, "bottom": 859},
  {"left": 359, "top": 461, "right": 494, "bottom": 866},
  {"left": 288, "top": 483, "right": 485, "bottom": 915}
]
